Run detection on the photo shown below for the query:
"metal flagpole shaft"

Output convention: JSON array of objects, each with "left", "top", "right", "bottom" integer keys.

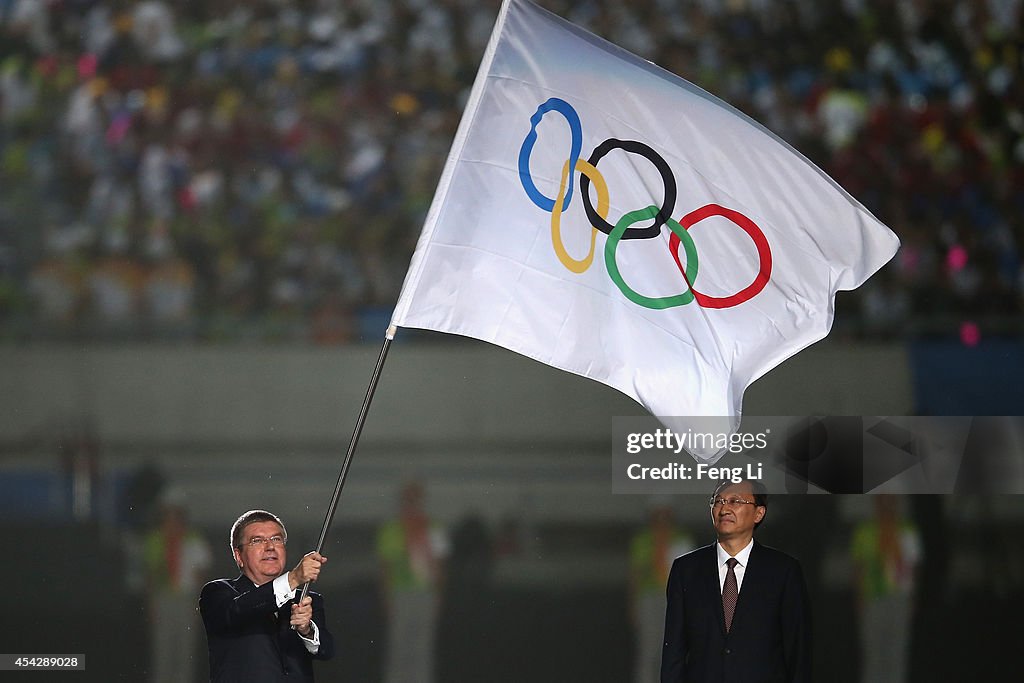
[{"left": 299, "top": 327, "right": 395, "bottom": 602}]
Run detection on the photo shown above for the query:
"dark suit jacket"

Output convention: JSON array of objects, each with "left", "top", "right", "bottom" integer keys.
[
  {"left": 661, "top": 541, "right": 810, "bottom": 683},
  {"left": 199, "top": 575, "right": 335, "bottom": 683}
]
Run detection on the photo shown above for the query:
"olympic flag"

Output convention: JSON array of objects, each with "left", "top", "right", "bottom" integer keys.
[{"left": 389, "top": 0, "right": 899, "bottom": 458}]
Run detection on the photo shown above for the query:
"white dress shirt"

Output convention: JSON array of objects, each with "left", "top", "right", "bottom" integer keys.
[{"left": 716, "top": 538, "right": 754, "bottom": 594}]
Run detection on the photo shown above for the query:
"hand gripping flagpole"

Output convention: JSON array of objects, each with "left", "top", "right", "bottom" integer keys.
[{"left": 298, "top": 325, "right": 396, "bottom": 603}]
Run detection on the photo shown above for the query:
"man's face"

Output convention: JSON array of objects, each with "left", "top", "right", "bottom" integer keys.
[
  {"left": 233, "top": 520, "right": 287, "bottom": 585},
  {"left": 711, "top": 482, "right": 765, "bottom": 542}
]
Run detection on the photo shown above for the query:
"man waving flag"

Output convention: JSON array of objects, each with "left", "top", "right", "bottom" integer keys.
[{"left": 389, "top": 0, "right": 899, "bottom": 459}]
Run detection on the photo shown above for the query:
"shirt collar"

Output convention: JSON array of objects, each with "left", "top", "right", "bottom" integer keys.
[{"left": 716, "top": 538, "right": 754, "bottom": 567}]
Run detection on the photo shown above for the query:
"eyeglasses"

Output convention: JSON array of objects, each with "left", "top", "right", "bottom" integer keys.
[
  {"left": 709, "top": 497, "right": 758, "bottom": 508},
  {"left": 244, "top": 535, "right": 286, "bottom": 548}
]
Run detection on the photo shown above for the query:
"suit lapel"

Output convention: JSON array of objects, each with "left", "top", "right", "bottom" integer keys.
[
  {"left": 729, "top": 540, "right": 763, "bottom": 634},
  {"left": 709, "top": 540, "right": 765, "bottom": 635},
  {"left": 232, "top": 574, "right": 259, "bottom": 604},
  {"left": 234, "top": 574, "right": 286, "bottom": 633}
]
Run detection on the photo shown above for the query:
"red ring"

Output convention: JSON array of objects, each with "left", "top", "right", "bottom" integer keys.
[{"left": 668, "top": 204, "right": 772, "bottom": 309}]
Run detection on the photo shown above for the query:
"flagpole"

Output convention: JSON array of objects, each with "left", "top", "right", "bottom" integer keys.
[{"left": 298, "top": 325, "right": 396, "bottom": 603}]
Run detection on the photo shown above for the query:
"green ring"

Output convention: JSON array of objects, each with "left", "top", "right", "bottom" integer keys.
[{"left": 604, "top": 205, "right": 698, "bottom": 309}]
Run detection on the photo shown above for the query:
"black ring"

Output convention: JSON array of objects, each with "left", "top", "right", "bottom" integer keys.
[{"left": 579, "top": 138, "right": 677, "bottom": 240}]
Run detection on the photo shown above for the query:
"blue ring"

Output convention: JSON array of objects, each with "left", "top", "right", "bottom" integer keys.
[{"left": 518, "top": 98, "right": 583, "bottom": 213}]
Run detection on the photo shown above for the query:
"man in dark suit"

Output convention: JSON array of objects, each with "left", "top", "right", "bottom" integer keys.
[
  {"left": 661, "top": 479, "right": 810, "bottom": 683},
  {"left": 200, "top": 510, "right": 335, "bottom": 683}
]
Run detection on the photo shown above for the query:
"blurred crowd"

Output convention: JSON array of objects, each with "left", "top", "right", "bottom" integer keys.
[{"left": 0, "top": 0, "right": 1021, "bottom": 342}]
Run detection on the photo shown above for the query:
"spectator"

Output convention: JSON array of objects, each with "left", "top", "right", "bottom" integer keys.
[
  {"left": 851, "top": 495, "right": 921, "bottom": 683},
  {"left": 0, "top": 0, "right": 1020, "bottom": 342},
  {"left": 143, "top": 493, "right": 212, "bottom": 683},
  {"left": 377, "top": 480, "right": 448, "bottom": 683},
  {"left": 628, "top": 498, "right": 694, "bottom": 683}
]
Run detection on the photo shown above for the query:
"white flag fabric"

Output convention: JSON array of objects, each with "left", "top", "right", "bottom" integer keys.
[{"left": 390, "top": 0, "right": 899, "bottom": 454}]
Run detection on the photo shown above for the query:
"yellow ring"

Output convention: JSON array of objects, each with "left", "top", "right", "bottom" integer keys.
[{"left": 551, "top": 159, "right": 608, "bottom": 273}]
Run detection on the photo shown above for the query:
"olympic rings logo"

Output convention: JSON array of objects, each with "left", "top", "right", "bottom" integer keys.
[{"left": 517, "top": 97, "right": 772, "bottom": 310}]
